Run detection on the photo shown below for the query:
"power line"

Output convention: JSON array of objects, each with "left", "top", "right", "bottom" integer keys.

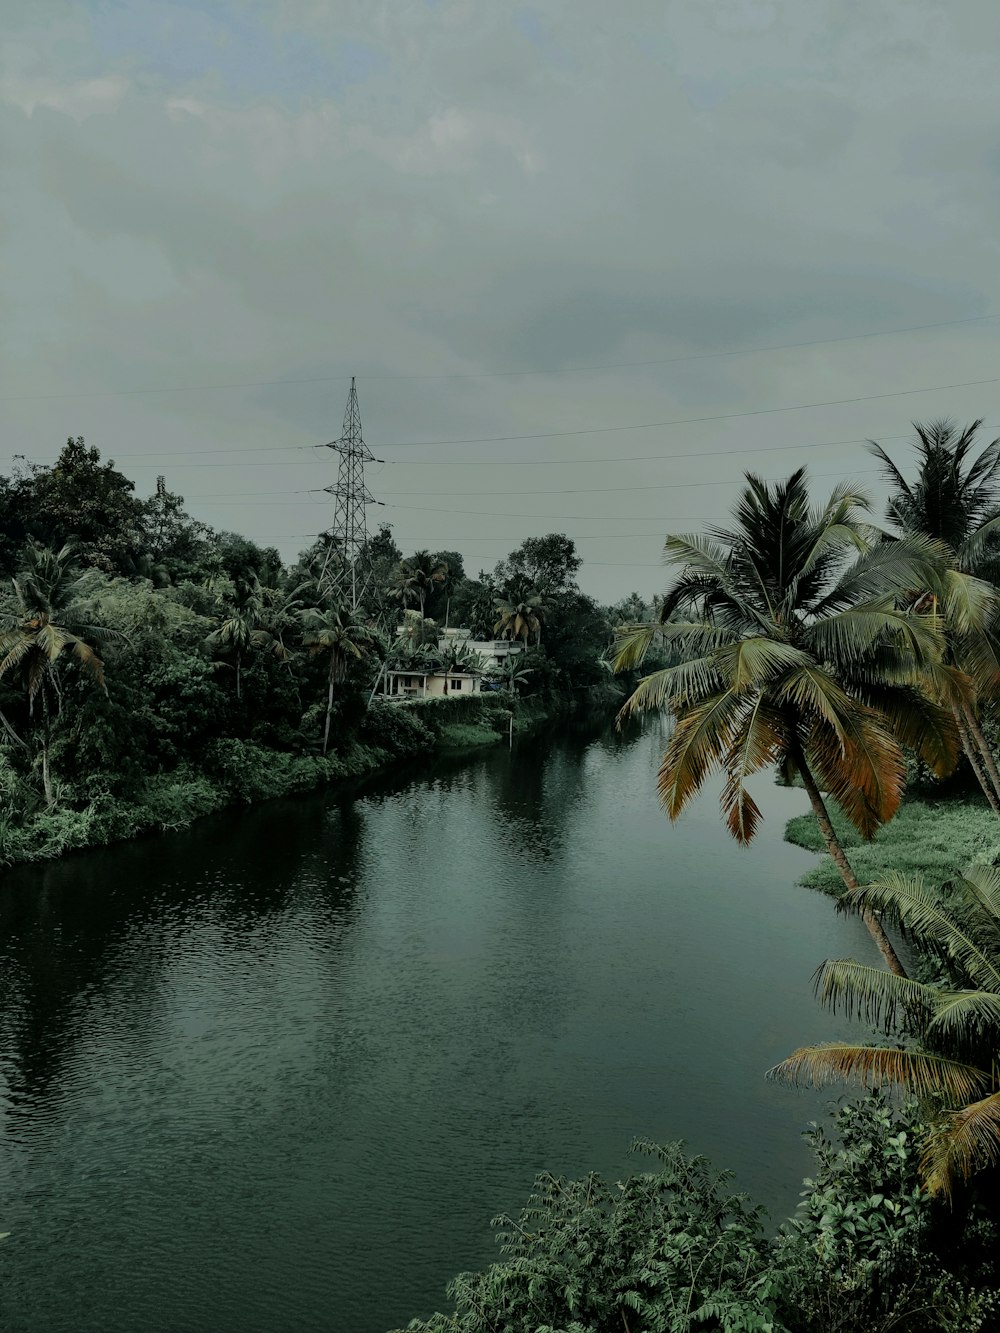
[
  {"left": 379, "top": 467, "right": 883, "bottom": 517},
  {"left": 378, "top": 374, "right": 1000, "bottom": 448},
  {"left": 382, "top": 432, "right": 918, "bottom": 466},
  {"left": 4, "top": 311, "right": 998, "bottom": 400}
]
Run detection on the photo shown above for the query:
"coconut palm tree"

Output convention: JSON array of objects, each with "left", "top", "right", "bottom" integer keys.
[
  {"left": 205, "top": 577, "right": 267, "bottom": 702},
  {"left": 389, "top": 552, "right": 449, "bottom": 620},
  {"left": 613, "top": 468, "right": 956, "bottom": 975},
  {"left": 772, "top": 864, "right": 1000, "bottom": 1198},
  {"left": 300, "top": 599, "right": 379, "bottom": 754},
  {"left": 869, "top": 419, "right": 1000, "bottom": 814},
  {"left": 495, "top": 595, "right": 544, "bottom": 646},
  {"left": 0, "top": 542, "right": 108, "bottom": 803}
]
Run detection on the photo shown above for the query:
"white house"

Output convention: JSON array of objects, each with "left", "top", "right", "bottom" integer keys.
[
  {"left": 437, "top": 627, "right": 524, "bottom": 671},
  {"left": 384, "top": 668, "right": 483, "bottom": 700}
]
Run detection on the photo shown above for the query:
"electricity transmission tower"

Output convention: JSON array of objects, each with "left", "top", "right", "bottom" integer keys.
[{"left": 322, "top": 376, "right": 381, "bottom": 611}]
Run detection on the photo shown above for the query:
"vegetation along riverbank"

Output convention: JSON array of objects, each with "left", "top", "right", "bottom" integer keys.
[
  {"left": 0, "top": 438, "right": 630, "bottom": 867},
  {"left": 394, "top": 419, "right": 1000, "bottom": 1331}
]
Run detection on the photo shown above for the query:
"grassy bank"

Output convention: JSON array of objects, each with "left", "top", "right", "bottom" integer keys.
[
  {"left": 0, "top": 692, "right": 566, "bottom": 869},
  {"left": 785, "top": 794, "right": 1000, "bottom": 893}
]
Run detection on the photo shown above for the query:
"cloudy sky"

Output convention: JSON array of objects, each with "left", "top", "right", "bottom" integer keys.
[{"left": 4, "top": 1, "right": 1000, "bottom": 601}]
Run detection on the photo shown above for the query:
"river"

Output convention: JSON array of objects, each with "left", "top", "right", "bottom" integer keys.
[{"left": 0, "top": 718, "right": 872, "bottom": 1331}]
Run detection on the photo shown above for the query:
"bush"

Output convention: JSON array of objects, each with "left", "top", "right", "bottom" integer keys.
[
  {"left": 392, "top": 1096, "right": 1000, "bottom": 1333},
  {"left": 360, "top": 702, "right": 435, "bottom": 758},
  {"left": 395, "top": 1139, "right": 778, "bottom": 1333}
]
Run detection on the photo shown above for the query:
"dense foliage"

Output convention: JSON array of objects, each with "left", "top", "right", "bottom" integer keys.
[
  {"left": 0, "top": 440, "right": 616, "bottom": 865},
  {"left": 393, "top": 1096, "right": 1000, "bottom": 1333}
]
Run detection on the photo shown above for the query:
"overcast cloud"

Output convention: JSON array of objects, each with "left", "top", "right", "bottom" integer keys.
[{"left": 4, "top": 0, "right": 1000, "bottom": 600}]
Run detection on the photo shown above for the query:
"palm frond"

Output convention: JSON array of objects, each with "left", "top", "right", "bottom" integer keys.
[
  {"left": 812, "top": 533, "right": 949, "bottom": 614},
  {"left": 923, "top": 1091, "right": 1000, "bottom": 1198},
  {"left": 841, "top": 872, "right": 1000, "bottom": 991},
  {"left": 925, "top": 990, "right": 1000, "bottom": 1042},
  {"left": 720, "top": 696, "right": 785, "bottom": 844},
  {"left": 770, "top": 1042, "right": 989, "bottom": 1103},
  {"left": 940, "top": 568, "right": 999, "bottom": 635},
  {"left": 771, "top": 663, "right": 852, "bottom": 742},
  {"left": 717, "top": 637, "right": 809, "bottom": 693},
  {"left": 657, "top": 688, "right": 742, "bottom": 820},
  {"left": 813, "top": 958, "right": 938, "bottom": 1031},
  {"left": 616, "top": 656, "right": 725, "bottom": 722}
]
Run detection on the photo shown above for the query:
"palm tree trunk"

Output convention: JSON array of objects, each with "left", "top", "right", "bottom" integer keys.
[
  {"left": 236, "top": 651, "right": 242, "bottom": 702},
  {"left": 795, "top": 751, "right": 907, "bottom": 977},
  {"left": 323, "top": 657, "right": 335, "bottom": 756},
  {"left": 954, "top": 707, "right": 1000, "bottom": 816},
  {"left": 41, "top": 722, "right": 53, "bottom": 807},
  {"left": 962, "top": 702, "right": 1000, "bottom": 808}
]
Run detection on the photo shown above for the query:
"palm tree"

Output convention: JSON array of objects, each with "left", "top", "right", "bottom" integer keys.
[
  {"left": 492, "top": 655, "right": 534, "bottom": 697},
  {"left": 495, "top": 595, "right": 544, "bottom": 646},
  {"left": 0, "top": 542, "right": 108, "bottom": 803},
  {"left": 772, "top": 864, "right": 1000, "bottom": 1198},
  {"left": 613, "top": 468, "right": 956, "bottom": 975},
  {"left": 869, "top": 419, "right": 1000, "bottom": 814},
  {"left": 389, "top": 552, "right": 449, "bottom": 620},
  {"left": 300, "top": 599, "right": 379, "bottom": 754},
  {"left": 205, "top": 577, "right": 266, "bottom": 701}
]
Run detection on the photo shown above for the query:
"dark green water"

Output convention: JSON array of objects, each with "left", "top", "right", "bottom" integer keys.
[{"left": 0, "top": 720, "right": 870, "bottom": 1332}]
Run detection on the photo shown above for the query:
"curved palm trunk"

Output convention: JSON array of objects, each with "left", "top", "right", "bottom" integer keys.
[
  {"left": 235, "top": 651, "right": 242, "bottom": 703},
  {"left": 962, "top": 702, "right": 1000, "bottom": 809},
  {"left": 954, "top": 707, "right": 1000, "bottom": 817},
  {"left": 323, "top": 655, "right": 337, "bottom": 756},
  {"left": 795, "top": 752, "right": 907, "bottom": 977}
]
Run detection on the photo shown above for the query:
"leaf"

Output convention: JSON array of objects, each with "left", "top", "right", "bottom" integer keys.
[{"left": 770, "top": 1042, "right": 989, "bottom": 1103}]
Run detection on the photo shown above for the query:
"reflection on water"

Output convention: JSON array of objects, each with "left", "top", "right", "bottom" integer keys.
[{"left": 0, "top": 719, "right": 871, "bottom": 1332}]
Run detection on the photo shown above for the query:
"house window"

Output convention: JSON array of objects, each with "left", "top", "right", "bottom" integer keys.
[{"left": 449, "top": 678, "right": 462, "bottom": 691}]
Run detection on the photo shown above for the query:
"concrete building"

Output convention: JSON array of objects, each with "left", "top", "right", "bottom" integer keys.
[{"left": 384, "top": 668, "right": 483, "bottom": 700}]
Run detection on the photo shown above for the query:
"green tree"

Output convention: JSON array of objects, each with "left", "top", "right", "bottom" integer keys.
[
  {"left": 300, "top": 599, "right": 379, "bottom": 754},
  {"left": 613, "top": 468, "right": 956, "bottom": 975},
  {"left": 773, "top": 863, "right": 1000, "bottom": 1199},
  {"left": 389, "top": 551, "right": 450, "bottom": 620},
  {"left": 24, "top": 437, "right": 146, "bottom": 574},
  {"left": 0, "top": 543, "right": 108, "bottom": 803},
  {"left": 869, "top": 419, "right": 1000, "bottom": 814},
  {"left": 205, "top": 578, "right": 268, "bottom": 702},
  {"left": 451, "top": 575, "right": 500, "bottom": 639},
  {"left": 495, "top": 532, "right": 581, "bottom": 595}
]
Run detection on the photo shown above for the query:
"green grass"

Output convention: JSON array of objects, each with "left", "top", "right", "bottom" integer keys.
[
  {"left": 437, "top": 721, "right": 503, "bottom": 748},
  {"left": 785, "top": 797, "right": 1000, "bottom": 893}
]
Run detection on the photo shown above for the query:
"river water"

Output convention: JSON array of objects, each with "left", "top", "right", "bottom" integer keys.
[{"left": 0, "top": 718, "right": 872, "bottom": 1332}]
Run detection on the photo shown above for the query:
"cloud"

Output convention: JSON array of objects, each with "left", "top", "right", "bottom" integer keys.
[
  {"left": 1, "top": 74, "right": 130, "bottom": 118},
  {"left": 4, "top": 1, "right": 1000, "bottom": 600}
]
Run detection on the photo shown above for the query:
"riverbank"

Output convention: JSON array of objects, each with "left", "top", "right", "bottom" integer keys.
[
  {"left": 785, "top": 793, "right": 1000, "bottom": 893},
  {"left": 0, "top": 691, "right": 602, "bottom": 869}
]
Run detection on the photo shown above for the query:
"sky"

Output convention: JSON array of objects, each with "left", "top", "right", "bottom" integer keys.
[{"left": 4, "top": 0, "right": 1000, "bottom": 603}]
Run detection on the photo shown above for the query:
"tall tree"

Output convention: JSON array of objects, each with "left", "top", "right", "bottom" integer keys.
[
  {"left": 614, "top": 468, "right": 956, "bottom": 975},
  {"left": 0, "top": 543, "right": 108, "bottom": 803},
  {"left": 23, "top": 438, "right": 146, "bottom": 574},
  {"left": 300, "top": 599, "right": 379, "bottom": 755},
  {"left": 495, "top": 533, "right": 580, "bottom": 596},
  {"left": 205, "top": 578, "right": 267, "bottom": 701},
  {"left": 389, "top": 551, "right": 449, "bottom": 620},
  {"left": 869, "top": 419, "right": 1000, "bottom": 813}
]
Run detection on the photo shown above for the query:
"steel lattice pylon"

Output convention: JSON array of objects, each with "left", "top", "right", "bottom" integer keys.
[{"left": 322, "top": 377, "right": 379, "bottom": 611}]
